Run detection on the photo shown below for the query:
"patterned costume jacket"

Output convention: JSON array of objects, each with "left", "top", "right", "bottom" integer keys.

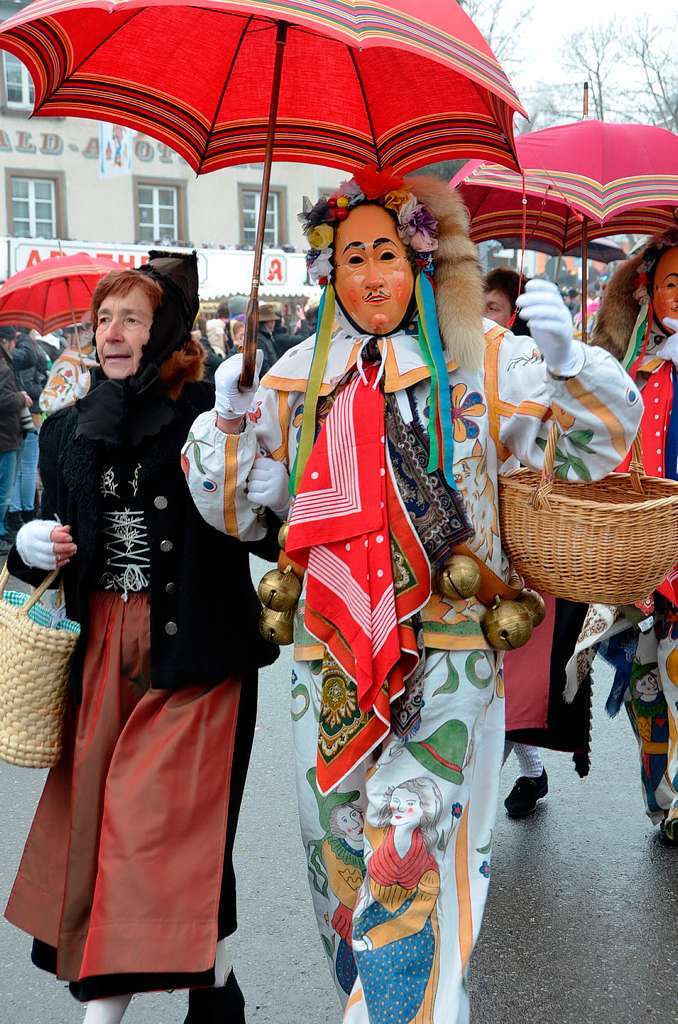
[{"left": 184, "top": 319, "right": 642, "bottom": 660}]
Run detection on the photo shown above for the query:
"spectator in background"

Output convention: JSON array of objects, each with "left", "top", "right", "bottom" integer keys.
[
  {"left": 191, "top": 324, "right": 222, "bottom": 385},
  {"left": 294, "top": 298, "right": 320, "bottom": 340},
  {"left": 230, "top": 316, "right": 245, "bottom": 351},
  {"left": 565, "top": 287, "right": 581, "bottom": 317},
  {"left": 40, "top": 324, "right": 99, "bottom": 416},
  {"left": 7, "top": 328, "right": 48, "bottom": 534},
  {"left": 0, "top": 326, "right": 30, "bottom": 554},
  {"left": 271, "top": 305, "right": 295, "bottom": 359},
  {"left": 483, "top": 268, "right": 531, "bottom": 335},
  {"left": 205, "top": 301, "right": 230, "bottom": 357},
  {"left": 257, "top": 302, "right": 280, "bottom": 374}
]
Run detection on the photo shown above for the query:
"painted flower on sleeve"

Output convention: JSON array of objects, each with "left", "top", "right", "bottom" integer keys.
[{"left": 450, "top": 383, "right": 486, "bottom": 443}]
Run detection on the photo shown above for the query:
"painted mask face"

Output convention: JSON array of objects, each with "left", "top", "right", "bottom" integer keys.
[
  {"left": 653, "top": 247, "right": 678, "bottom": 329},
  {"left": 333, "top": 204, "right": 414, "bottom": 335}
]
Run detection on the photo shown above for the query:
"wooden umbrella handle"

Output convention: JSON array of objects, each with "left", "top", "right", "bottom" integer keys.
[{"left": 238, "top": 21, "right": 288, "bottom": 391}]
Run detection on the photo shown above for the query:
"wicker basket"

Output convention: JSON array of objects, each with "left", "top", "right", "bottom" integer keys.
[
  {"left": 499, "top": 428, "right": 678, "bottom": 605},
  {"left": 0, "top": 566, "right": 79, "bottom": 768}
]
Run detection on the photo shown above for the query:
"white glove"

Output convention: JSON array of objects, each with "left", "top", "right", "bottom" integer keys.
[
  {"left": 16, "top": 519, "right": 60, "bottom": 570},
  {"left": 516, "top": 279, "right": 584, "bottom": 377},
  {"left": 214, "top": 350, "right": 264, "bottom": 419},
  {"left": 246, "top": 457, "right": 290, "bottom": 517}
]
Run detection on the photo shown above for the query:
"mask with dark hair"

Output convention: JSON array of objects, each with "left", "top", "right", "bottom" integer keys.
[{"left": 76, "top": 251, "right": 200, "bottom": 447}]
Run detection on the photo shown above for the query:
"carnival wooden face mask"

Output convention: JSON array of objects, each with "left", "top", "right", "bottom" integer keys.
[
  {"left": 333, "top": 204, "right": 414, "bottom": 335},
  {"left": 653, "top": 247, "right": 678, "bottom": 329}
]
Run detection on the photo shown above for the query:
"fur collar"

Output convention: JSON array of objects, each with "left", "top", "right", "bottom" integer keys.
[
  {"left": 405, "top": 175, "right": 485, "bottom": 371},
  {"left": 591, "top": 253, "right": 644, "bottom": 360}
]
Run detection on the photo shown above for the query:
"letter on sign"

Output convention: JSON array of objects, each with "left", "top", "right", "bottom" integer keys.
[{"left": 264, "top": 254, "right": 286, "bottom": 285}]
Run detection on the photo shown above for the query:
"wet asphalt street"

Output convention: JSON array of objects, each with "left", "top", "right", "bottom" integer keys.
[{"left": 1, "top": 559, "right": 676, "bottom": 1024}]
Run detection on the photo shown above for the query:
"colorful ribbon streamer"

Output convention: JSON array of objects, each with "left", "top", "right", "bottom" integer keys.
[
  {"left": 290, "top": 282, "right": 336, "bottom": 494},
  {"left": 415, "top": 271, "right": 457, "bottom": 489}
]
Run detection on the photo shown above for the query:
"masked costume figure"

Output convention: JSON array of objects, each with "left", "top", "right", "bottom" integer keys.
[
  {"left": 565, "top": 230, "right": 678, "bottom": 846},
  {"left": 5, "top": 253, "right": 278, "bottom": 1023},
  {"left": 184, "top": 170, "right": 641, "bottom": 1022}
]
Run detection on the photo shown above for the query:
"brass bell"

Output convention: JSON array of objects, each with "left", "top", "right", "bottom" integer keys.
[
  {"left": 519, "top": 588, "right": 547, "bottom": 628},
  {"left": 439, "top": 555, "right": 482, "bottom": 601},
  {"left": 258, "top": 565, "right": 302, "bottom": 611},
  {"left": 259, "top": 607, "right": 295, "bottom": 645},
  {"left": 481, "top": 598, "right": 533, "bottom": 651},
  {"left": 278, "top": 520, "right": 290, "bottom": 551}
]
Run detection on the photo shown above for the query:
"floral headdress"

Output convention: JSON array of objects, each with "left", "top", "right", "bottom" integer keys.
[
  {"left": 291, "top": 167, "right": 457, "bottom": 496},
  {"left": 299, "top": 167, "right": 439, "bottom": 286}
]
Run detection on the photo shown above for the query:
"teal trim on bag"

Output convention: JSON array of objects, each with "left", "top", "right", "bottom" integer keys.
[{"left": 2, "top": 590, "right": 80, "bottom": 635}]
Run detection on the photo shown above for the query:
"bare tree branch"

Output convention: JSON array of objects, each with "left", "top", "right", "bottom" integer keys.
[{"left": 459, "top": 0, "right": 535, "bottom": 66}]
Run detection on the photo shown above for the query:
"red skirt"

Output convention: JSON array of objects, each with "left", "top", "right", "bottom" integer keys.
[{"left": 5, "top": 592, "right": 247, "bottom": 995}]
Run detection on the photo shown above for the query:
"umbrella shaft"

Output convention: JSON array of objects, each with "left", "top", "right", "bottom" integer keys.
[{"left": 241, "top": 21, "right": 289, "bottom": 390}]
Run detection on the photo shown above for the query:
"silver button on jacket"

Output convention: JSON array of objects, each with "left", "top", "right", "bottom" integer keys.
[
  {"left": 160, "top": 539, "right": 173, "bottom": 553},
  {"left": 154, "top": 495, "right": 168, "bottom": 510},
  {"left": 164, "top": 621, "right": 178, "bottom": 636}
]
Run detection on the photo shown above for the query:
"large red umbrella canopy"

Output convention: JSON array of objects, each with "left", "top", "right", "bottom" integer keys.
[
  {"left": 0, "top": 0, "right": 524, "bottom": 174},
  {"left": 0, "top": 253, "right": 120, "bottom": 333},
  {"left": 452, "top": 120, "right": 678, "bottom": 253}
]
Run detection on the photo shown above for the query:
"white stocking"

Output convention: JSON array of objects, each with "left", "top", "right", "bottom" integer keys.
[
  {"left": 83, "top": 994, "right": 132, "bottom": 1024},
  {"left": 214, "top": 937, "right": 232, "bottom": 988},
  {"left": 513, "top": 743, "right": 545, "bottom": 779}
]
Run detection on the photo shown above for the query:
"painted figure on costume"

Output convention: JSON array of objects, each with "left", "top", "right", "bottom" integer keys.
[
  {"left": 353, "top": 778, "right": 443, "bottom": 1024},
  {"left": 567, "top": 229, "right": 678, "bottom": 845},
  {"left": 306, "top": 768, "right": 365, "bottom": 996},
  {"left": 184, "top": 167, "right": 642, "bottom": 1021}
]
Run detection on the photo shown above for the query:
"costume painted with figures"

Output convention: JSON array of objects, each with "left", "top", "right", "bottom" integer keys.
[
  {"left": 184, "top": 171, "right": 641, "bottom": 1022},
  {"left": 565, "top": 230, "right": 678, "bottom": 845}
]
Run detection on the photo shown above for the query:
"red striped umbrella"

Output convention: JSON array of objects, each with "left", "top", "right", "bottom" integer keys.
[
  {"left": 0, "top": 0, "right": 524, "bottom": 175},
  {"left": 452, "top": 121, "right": 678, "bottom": 253},
  {"left": 0, "top": 253, "right": 120, "bottom": 333},
  {"left": 0, "top": 0, "right": 525, "bottom": 382},
  {"left": 451, "top": 120, "right": 678, "bottom": 337}
]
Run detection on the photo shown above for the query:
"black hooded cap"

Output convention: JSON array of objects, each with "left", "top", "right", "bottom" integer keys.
[
  {"left": 76, "top": 250, "right": 200, "bottom": 447},
  {"left": 136, "top": 250, "right": 200, "bottom": 375}
]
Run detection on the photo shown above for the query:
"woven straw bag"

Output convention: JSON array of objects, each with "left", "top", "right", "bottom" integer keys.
[
  {"left": 499, "top": 427, "right": 678, "bottom": 605},
  {"left": 0, "top": 565, "right": 80, "bottom": 768}
]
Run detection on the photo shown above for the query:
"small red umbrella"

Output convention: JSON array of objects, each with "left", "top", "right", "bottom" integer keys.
[
  {"left": 0, "top": 253, "right": 120, "bottom": 334},
  {"left": 451, "top": 120, "right": 678, "bottom": 336},
  {"left": 0, "top": 0, "right": 526, "bottom": 382}
]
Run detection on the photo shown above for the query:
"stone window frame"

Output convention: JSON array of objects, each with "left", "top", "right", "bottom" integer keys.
[
  {"left": 237, "top": 183, "right": 288, "bottom": 248},
  {"left": 5, "top": 167, "right": 68, "bottom": 238},
  {"left": 132, "top": 175, "right": 188, "bottom": 245}
]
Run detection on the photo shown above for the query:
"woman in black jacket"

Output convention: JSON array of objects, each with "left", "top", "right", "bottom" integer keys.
[{"left": 6, "top": 253, "right": 279, "bottom": 1024}]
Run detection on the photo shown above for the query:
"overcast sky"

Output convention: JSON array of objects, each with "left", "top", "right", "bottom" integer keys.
[{"left": 504, "top": 0, "right": 678, "bottom": 92}]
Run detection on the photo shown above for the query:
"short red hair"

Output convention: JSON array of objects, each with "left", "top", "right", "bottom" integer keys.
[{"left": 91, "top": 269, "right": 163, "bottom": 327}]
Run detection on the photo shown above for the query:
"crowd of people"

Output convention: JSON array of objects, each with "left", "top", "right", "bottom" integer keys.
[{"left": 0, "top": 176, "right": 675, "bottom": 1024}]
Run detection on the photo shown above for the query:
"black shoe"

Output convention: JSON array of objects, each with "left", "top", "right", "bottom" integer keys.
[
  {"left": 0, "top": 536, "right": 13, "bottom": 555},
  {"left": 659, "top": 819, "right": 678, "bottom": 846},
  {"left": 21, "top": 508, "right": 36, "bottom": 524},
  {"left": 4, "top": 510, "right": 23, "bottom": 541},
  {"left": 504, "top": 769, "right": 548, "bottom": 818},
  {"left": 184, "top": 972, "right": 246, "bottom": 1023}
]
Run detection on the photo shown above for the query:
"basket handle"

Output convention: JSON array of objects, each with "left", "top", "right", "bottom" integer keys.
[
  {"left": 0, "top": 563, "right": 62, "bottom": 614},
  {"left": 531, "top": 422, "right": 646, "bottom": 510}
]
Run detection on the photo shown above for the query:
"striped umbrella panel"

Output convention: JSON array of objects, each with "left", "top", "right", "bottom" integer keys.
[{"left": 0, "top": 0, "right": 525, "bottom": 174}]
